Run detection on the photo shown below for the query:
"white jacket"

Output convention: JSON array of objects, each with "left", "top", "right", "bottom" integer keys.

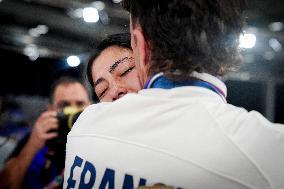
[{"left": 64, "top": 75, "right": 284, "bottom": 189}]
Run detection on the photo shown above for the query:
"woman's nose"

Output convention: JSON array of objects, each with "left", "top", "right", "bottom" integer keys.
[{"left": 109, "top": 83, "right": 127, "bottom": 101}]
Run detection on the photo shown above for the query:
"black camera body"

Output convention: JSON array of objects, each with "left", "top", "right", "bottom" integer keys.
[
  {"left": 46, "top": 107, "right": 82, "bottom": 169},
  {"left": 47, "top": 107, "right": 82, "bottom": 152}
]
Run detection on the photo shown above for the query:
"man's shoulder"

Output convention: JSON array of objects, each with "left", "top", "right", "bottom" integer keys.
[
  {"left": 79, "top": 92, "right": 167, "bottom": 115},
  {"left": 69, "top": 93, "right": 148, "bottom": 133}
]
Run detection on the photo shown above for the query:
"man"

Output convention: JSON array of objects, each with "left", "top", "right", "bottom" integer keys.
[
  {"left": 64, "top": 1, "right": 284, "bottom": 189},
  {"left": 0, "top": 77, "right": 91, "bottom": 189}
]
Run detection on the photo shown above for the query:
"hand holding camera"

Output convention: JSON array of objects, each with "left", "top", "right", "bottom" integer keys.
[
  {"left": 27, "top": 107, "right": 82, "bottom": 155},
  {"left": 27, "top": 111, "right": 58, "bottom": 153},
  {"left": 47, "top": 106, "right": 83, "bottom": 151}
]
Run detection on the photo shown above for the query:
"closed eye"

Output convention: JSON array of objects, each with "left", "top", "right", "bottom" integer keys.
[
  {"left": 98, "top": 88, "right": 108, "bottom": 99},
  {"left": 120, "top": 66, "right": 134, "bottom": 77}
]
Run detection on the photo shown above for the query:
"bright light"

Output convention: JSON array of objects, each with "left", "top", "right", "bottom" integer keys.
[
  {"left": 269, "top": 22, "right": 283, "bottom": 32},
  {"left": 24, "top": 44, "right": 39, "bottom": 61},
  {"left": 67, "top": 56, "right": 81, "bottom": 67},
  {"left": 29, "top": 25, "right": 48, "bottom": 37},
  {"left": 36, "top": 25, "right": 48, "bottom": 34},
  {"left": 83, "top": 7, "right": 99, "bottom": 23},
  {"left": 239, "top": 33, "right": 256, "bottom": 49},
  {"left": 91, "top": 1, "right": 105, "bottom": 11},
  {"left": 269, "top": 38, "right": 282, "bottom": 52},
  {"left": 113, "top": 0, "right": 122, "bottom": 3},
  {"left": 29, "top": 28, "right": 40, "bottom": 37}
]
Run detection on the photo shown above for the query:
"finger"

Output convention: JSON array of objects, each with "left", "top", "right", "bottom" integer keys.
[
  {"left": 40, "top": 118, "right": 59, "bottom": 130},
  {"left": 38, "top": 111, "right": 57, "bottom": 121},
  {"left": 35, "top": 111, "right": 57, "bottom": 126},
  {"left": 43, "top": 132, "right": 59, "bottom": 140},
  {"left": 42, "top": 117, "right": 59, "bottom": 126},
  {"left": 43, "top": 123, "right": 59, "bottom": 133}
]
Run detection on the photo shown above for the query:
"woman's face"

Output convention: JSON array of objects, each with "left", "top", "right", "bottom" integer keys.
[{"left": 91, "top": 46, "right": 142, "bottom": 102}]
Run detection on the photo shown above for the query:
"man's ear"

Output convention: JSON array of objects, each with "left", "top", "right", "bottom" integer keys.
[{"left": 132, "top": 28, "right": 148, "bottom": 67}]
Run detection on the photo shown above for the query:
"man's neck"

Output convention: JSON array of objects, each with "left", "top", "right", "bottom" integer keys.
[{"left": 144, "top": 72, "right": 227, "bottom": 102}]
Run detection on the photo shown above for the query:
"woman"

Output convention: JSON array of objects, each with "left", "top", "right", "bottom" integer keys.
[{"left": 87, "top": 33, "right": 142, "bottom": 102}]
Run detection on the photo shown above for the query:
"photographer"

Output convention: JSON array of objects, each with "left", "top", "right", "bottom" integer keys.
[{"left": 0, "top": 76, "right": 91, "bottom": 189}]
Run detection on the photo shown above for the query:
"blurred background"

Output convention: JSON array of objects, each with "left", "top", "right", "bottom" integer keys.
[{"left": 0, "top": 0, "right": 283, "bottom": 166}]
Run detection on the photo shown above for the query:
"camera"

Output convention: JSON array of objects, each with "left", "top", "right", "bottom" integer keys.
[
  {"left": 46, "top": 106, "right": 83, "bottom": 169},
  {"left": 47, "top": 106, "right": 82, "bottom": 151}
]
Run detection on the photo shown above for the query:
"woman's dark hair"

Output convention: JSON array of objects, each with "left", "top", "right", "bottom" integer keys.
[
  {"left": 86, "top": 33, "right": 131, "bottom": 101},
  {"left": 123, "top": 0, "right": 247, "bottom": 79}
]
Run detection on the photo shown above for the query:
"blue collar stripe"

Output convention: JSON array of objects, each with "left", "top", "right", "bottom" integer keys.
[{"left": 144, "top": 74, "right": 226, "bottom": 102}]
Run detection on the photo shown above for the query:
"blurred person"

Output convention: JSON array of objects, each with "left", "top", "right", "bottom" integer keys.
[
  {"left": 0, "top": 96, "right": 30, "bottom": 169},
  {"left": 64, "top": 1, "right": 284, "bottom": 189},
  {"left": 0, "top": 76, "right": 91, "bottom": 189},
  {"left": 87, "top": 33, "right": 142, "bottom": 102}
]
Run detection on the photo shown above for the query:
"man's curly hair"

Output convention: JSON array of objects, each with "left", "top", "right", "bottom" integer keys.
[{"left": 123, "top": 0, "right": 247, "bottom": 79}]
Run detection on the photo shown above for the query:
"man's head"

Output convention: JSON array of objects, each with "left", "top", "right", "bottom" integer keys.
[
  {"left": 123, "top": 0, "right": 247, "bottom": 83},
  {"left": 87, "top": 33, "right": 142, "bottom": 102},
  {"left": 49, "top": 77, "right": 91, "bottom": 112}
]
